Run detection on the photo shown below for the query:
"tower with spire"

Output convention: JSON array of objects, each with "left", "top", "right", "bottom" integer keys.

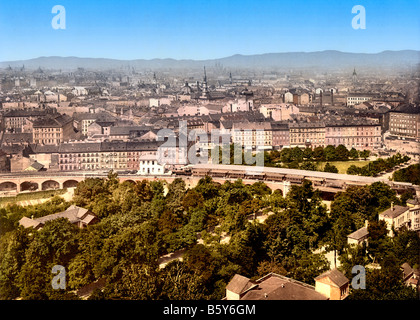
[
  {"left": 352, "top": 67, "right": 357, "bottom": 85},
  {"left": 201, "top": 66, "right": 209, "bottom": 99}
]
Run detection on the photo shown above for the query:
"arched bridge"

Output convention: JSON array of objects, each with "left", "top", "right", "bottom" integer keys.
[{"left": 0, "top": 164, "right": 418, "bottom": 197}]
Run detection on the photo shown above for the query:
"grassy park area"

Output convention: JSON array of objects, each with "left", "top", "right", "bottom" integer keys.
[
  {"left": 0, "top": 189, "right": 67, "bottom": 207},
  {"left": 316, "top": 160, "right": 370, "bottom": 174}
]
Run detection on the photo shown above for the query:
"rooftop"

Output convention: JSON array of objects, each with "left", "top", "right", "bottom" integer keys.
[
  {"left": 314, "top": 269, "right": 350, "bottom": 288},
  {"left": 379, "top": 205, "right": 409, "bottom": 219},
  {"left": 391, "top": 103, "right": 420, "bottom": 115},
  {"left": 19, "top": 205, "right": 97, "bottom": 229},
  {"left": 348, "top": 226, "right": 369, "bottom": 240},
  {"left": 228, "top": 273, "right": 328, "bottom": 300},
  {"left": 226, "top": 274, "right": 255, "bottom": 295},
  {"left": 32, "top": 114, "right": 73, "bottom": 128}
]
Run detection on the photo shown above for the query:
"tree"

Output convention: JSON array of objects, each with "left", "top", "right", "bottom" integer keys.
[
  {"left": 299, "top": 161, "right": 317, "bottom": 171},
  {"left": 324, "top": 145, "right": 338, "bottom": 161},
  {"left": 68, "top": 254, "right": 96, "bottom": 290},
  {"left": 368, "top": 182, "right": 399, "bottom": 212},
  {"left": 248, "top": 181, "right": 271, "bottom": 198},
  {"left": 288, "top": 252, "right": 330, "bottom": 285},
  {"left": 194, "top": 176, "right": 219, "bottom": 200},
  {"left": 349, "top": 148, "right": 359, "bottom": 160},
  {"left": 182, "top": 189, "right": 204, "bottom": 212},
  {"left": 348, "top": 269, "right": 418, "bottom": 300},
  {"left": 347, "top": 165, "right": 361, "bottom": 175},
  {"left": 110, "top": 263, "right": 160, "bottom": 299},
  {"left": 287, "top": 160, "right": 300, "bottom": 169},
  {"left": 280, "top": 148, "right": 292, "bottom": 163},
  {"left": 133, "top": 180, "right": 154, "bottom": 202},
  {"left": 313, "top": 146, "right": 325, "bottom": 161},
  {"left": 73, "top": 178, "right": 108, "bottom": 208},
  {"left": 256, "top": 260, "right": 287, "bottom": 278},
  {"left": 159, "top": 260, "right": 207, "bottom": 299},
  {"left": 165, "top": 178, "right": 187, "bottom": 216},
  {"left": 16, "top": 218, "right": 80, "bottom": 299},
  {"left": 0, "top": 229, "right": 31, "bottom": 299},
  {"left": 360, "top": 150, "right": 371, "bottom": 160},
  {"left": 324, "top": 162, "right": 338, "bottom": 173},
  {"left": 393, "top": 164, "right": 420, "bottom": 185},
  {"left": 339, "top": 244, "right": 369, "bottom": 279},
  {"left": 367, "top": 220, "right": 390, "bottom": 264},
  {"left": 336, "top": 145, "right": 350, "bottom": 161},
  {"left": 303, "top": 148, "right": 313, "bottom": 161},
  {"left": 391, "top": 228, "right": 420, "bottom": 268},
  {"left": 290, "top": 147, "right": 304, "bottom": 162}
]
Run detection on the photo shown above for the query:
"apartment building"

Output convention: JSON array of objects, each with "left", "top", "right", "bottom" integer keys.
[
  {"left": 271, "top": 121, "right": 290, "bottom": 149},
  {"left": 2, "top": 109, "right": 52, "bottom": 132},
  {"left": 57, "top": 139, "right": 186, "bottom": 172},
  {"left": 58, "top": 141, "right": 157, "bottom": 171},
  {"left": 73, "top": 112, "right": 117, "bottom": 136},
  {"left": 32, "top": 114, "right": 74, "bottom": 145},
  {"left": 388, "top": 104, "right": 420, "bottom": 141},
  {"left": 289, "top": 121, "right": 325, "bottom": 148},
  {"left": 325, "top": 120, "right": 381, "bottom": 151},
  {"left": 232, "top": 122, "right": 273, "bottom": 151}
]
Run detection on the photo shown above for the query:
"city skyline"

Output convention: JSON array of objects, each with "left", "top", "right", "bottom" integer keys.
[{"left": 0, "top": 0, "right": 419, "bottom": 61}]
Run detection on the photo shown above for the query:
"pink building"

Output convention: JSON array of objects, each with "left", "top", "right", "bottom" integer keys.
[{"left": 325, "top": 121, "right": 381, "bottom": 151}]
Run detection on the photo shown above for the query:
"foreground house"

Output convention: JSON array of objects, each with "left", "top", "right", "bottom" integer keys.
[
  {"left": 400, "top": 263, "right": 419, "bottom": 291},
  {"left": 347, "top": 220, "right": 369, "bottom": 246},
  {"left": 19, "top": 205, "right": 98, "bottom": 230},
  {"left": 225, "top": 269, "right": 349, "bottom": 300},
  {"left": 379, "top": 202, "right": 420, "bottom": 237}
]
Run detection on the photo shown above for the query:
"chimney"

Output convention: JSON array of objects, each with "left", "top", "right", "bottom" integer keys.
[
  {"left": 365, "top": 220, "right": 368, "bottom": 228},
  {"left": 391, "top": 202, "right": 394, "bottom": 211}
]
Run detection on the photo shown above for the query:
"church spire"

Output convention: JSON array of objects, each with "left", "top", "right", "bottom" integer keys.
[
  {"left": 352, "top": 67, "right": 357, "bottom": 85},
  {"left": 201, "top": 66, "right": 209, "bottom": 98}
]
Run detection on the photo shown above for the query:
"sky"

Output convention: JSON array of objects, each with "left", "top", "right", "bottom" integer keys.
[{"left": 0, "top": 0, "right": 419, "bottom": 61}]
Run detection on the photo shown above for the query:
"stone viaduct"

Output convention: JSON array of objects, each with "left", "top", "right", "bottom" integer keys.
[{"left": 0, "top": 164, "right": 418, "bottom": 198}]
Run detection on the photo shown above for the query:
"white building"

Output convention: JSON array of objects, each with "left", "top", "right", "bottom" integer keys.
[
  {"left": 346, "top": 93, "right": 376, "bottom": 107},
  {"left": 379, "top": 203, "right": 420, "bottom": 237},
  {"left": 138, "top": 154, "right": 166, "bottom": 175},
  {"left": 72, "top": 87, "right": 88, "bottom": 96},
  {"left": 224, "top": 98, "right": 253, "bottom": 113},
  {"left": 284, "top": 91, "right": 294, "bottom": 103},
  {"left": 259, "top": 103, "right": 299, "bottom": 121}
]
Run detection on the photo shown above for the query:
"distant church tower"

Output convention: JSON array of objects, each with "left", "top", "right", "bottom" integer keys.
[
  {"left": 352, "top": 68, "right": 357, "bottom": 85},
  {"left": 201, "top": 66, "right": 210, "bottom": 99}
]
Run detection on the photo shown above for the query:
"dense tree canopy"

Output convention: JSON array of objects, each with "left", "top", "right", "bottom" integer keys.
[
  {"left": 0, "top": 172, "right": 417, "bottom": 300},
  {"left": 393, "top": 164, "right": 420, "bottom": 185}
]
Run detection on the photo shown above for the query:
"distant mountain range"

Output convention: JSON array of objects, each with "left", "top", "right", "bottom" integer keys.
[{"left": 1, "top": 50, "right": 419, "bottom": 71}]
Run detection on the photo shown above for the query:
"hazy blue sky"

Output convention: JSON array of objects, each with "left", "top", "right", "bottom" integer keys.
[{"left": 0, "top": 0, "right": 419, "bottom": 61}]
